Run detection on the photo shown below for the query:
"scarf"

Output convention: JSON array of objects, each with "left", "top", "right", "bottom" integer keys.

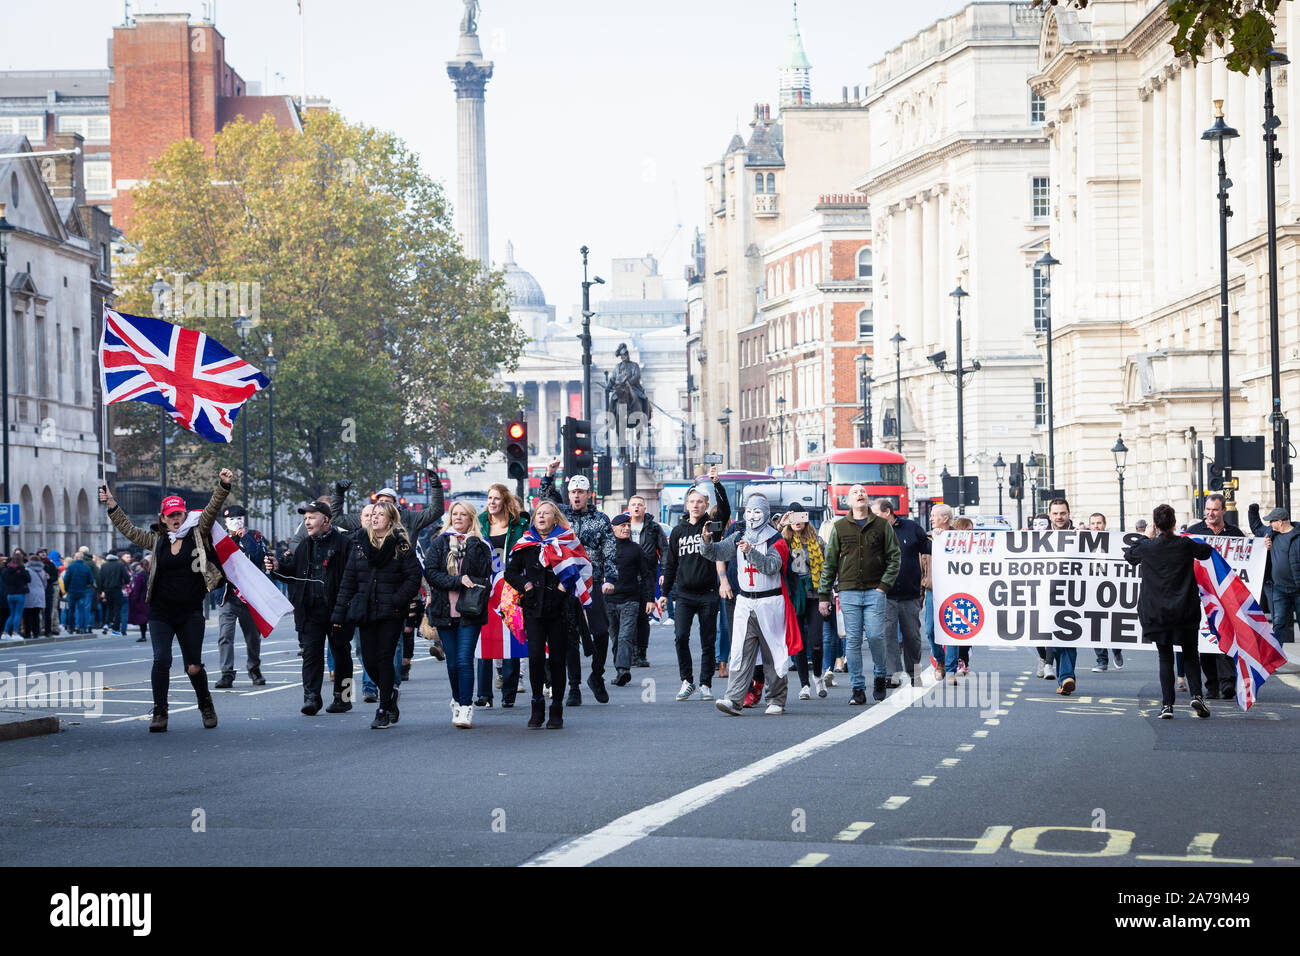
[{"left": 511, "top": 525, "right": 594, "bottom": 607}]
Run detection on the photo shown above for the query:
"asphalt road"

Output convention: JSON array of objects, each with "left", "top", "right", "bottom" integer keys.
[{"left": 2, "top": 619, "right": 1298, "bottom": 867}]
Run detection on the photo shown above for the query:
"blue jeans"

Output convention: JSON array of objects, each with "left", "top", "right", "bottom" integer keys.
[
  {"left": 4, "top": 594, "right": 25, "bottom": 633},
  {"left": 1272, "top": 587, "right": 1299, "bottom": 643},
  {"left": 838, "top": 589, "right": 887, "bottom": 690},
  {"left": 922, "top": 590, "right": 943, "bottom": 666},
  {"left": 823, "top": 617, "right": 841, "bottom": 667},
  {"left": 477, "top": 657, "right": 521, "bottom": 703},
  {"left": 439, "top": 621, "right": 479, "bottom": 706},
  {"left": 68, "top": 590, "right": 93, "bottom": 632},
  {"left": 1052, "top": 647, "right": 1077, "bottom": 685}
]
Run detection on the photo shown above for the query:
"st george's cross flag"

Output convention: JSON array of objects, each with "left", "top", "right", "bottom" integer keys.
[
  {"left": 99, "top": 307, "right": 269, "bottom": 443},
  {"left": 1191, "top": 542, "right": 1289, "bottom": 711}
]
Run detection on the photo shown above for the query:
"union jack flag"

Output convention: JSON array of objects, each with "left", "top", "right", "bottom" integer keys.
[
  {"left": 99, "top": 307, "right": 269, "bottom": 443},
  {"left": 512, "top": 525, "right": 594, "bottom": 607},
  {"left": 1191, "top": 541, "right": 1289, "bottom": 711},
  {"left": 477, "top": 538, "right": 528, "bottom": 659}
]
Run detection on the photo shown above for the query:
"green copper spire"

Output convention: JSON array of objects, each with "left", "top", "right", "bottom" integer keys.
[{"left": 787, "top": 2, "right": 812, "bottom": 70}]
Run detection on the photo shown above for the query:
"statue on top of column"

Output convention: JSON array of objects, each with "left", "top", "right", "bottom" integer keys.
[{"left": 460, "top": 0, "right": 480, "bottom": 36}]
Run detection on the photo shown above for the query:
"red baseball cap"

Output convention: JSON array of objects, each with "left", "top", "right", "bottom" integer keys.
[{"left": 161, "top": 495, "right": 186, "bottom": 516}]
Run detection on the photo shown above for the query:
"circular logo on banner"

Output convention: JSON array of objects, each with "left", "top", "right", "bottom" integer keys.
[{"left": 939, "top": 593, "right": 984, "bottom": 640}]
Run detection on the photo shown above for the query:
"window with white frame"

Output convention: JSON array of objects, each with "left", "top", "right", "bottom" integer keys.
[
  {"left": 1031, "top": 176, "right": 1051, "bottom": 219},
  {"left": 84, "top": 159, "right": 112, "bottom": 198},
  {"left": 856, "top": 247, "right": 873, "bottom": 278},
  {"left": 1030, "top": 90, "right": 1046, "bottom": 124},
  {"left": 0, "top": 116, "right": 44, "bottom": 140},
  {"left": 858, "top": 307, "right": 873, "bottom": 339},
  {"left": 1034, "top": 380, "right": 1047, "bottom": 426},
  {"left": 1033, "top": 264, "right": 1049, "bottom": 333},
  {"left": 57, "top": 114, "right": 110, "bottom": 142}
]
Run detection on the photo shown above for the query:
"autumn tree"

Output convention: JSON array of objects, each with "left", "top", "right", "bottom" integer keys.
[{"left": 114, "top": 111, "right": 524, "bottom": 510}]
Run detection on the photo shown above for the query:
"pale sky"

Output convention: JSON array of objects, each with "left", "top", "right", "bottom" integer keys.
[{"left": 9, "top": 0, "right": 967, "bottom": 313}]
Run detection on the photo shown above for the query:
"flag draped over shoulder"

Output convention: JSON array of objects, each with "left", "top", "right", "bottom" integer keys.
[
  {"left": 100, "top": 307, "right": 269, "bottom": 443},
  {"left": 511, "top": 526, "right": 594, "bottom": 608},
  {"left": 476, "top": 540, "right": 528, "bottom": 660},
  {"left": 1192, "top": 542, "right": 1288, "bottom": 711}
]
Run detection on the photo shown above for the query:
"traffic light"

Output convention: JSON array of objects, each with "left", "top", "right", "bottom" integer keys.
[
  {"left": 563, "top": 417, "right": 592, "bottom": 480},
  {"left": 506, "top": 420, "right": 528, "bottom": 480},
  {"left": 1008, "top": 461, "right": 1024, "bottom": 501},
  {"left": 1208, "top": 461, "right": 1224, "bottom": 491}
]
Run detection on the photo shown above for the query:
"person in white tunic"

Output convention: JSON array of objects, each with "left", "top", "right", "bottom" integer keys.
[{"left": 703, "top": 494, "right": 802, "bottom": 715}]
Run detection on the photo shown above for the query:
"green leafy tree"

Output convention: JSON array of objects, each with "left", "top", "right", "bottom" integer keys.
[
  {"left": 113, "top": 111, "right": 524, "bottom": 513},
  {"left": 1036, "top": 0, "right": 1287, "bottom": 74}
]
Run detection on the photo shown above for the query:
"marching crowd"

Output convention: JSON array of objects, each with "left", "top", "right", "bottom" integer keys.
[{"left": 3, "top": 464, "right": 1272, "bottom": 735}]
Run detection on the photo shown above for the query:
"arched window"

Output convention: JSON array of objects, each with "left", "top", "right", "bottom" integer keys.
[
  {"left": 812, "top": 251, "right": 820, "bottom": 283},
  {"left": 755, "top": 172, "right": 765, "bottom": 194},
  {"left": 858, "top": 307, "right": 874, "bottom": 339},
  {"left": 767, "top": 269, "right": 775, "bottom": 299},
  {"left": 766, "top": 172, "right": 775, "bottom": 193},
  {"left": 857, "top": 247, "right": 873, "bottom": 279}
]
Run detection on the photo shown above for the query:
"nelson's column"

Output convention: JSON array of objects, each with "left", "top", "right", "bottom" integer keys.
[{"left": 447, "top": 0, "right": 493, "bottom": 266}]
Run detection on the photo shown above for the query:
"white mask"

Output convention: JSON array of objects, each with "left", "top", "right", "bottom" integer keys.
[
  {"left": 225, "top": 517, "right": 245, "bottom": 535},
  {"left": 745, "top": 507, "right": 766, "bottom": 530}
]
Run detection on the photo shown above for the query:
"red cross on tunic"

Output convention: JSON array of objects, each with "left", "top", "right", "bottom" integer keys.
[{"left": 743, "top": 562, "right": 759, "bottom": 587}]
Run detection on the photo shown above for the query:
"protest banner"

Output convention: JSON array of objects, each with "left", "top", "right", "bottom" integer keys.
[{"left": 931, "top": 531, "right": 1266, "bottom": 653}]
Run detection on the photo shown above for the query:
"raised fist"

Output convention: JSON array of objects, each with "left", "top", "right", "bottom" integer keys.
[
  {"left": 219, "top": 467, "right": 235, "bottom": 485},
  {"left": 335, "top": 479, "right": 353, "bottom": 494}
]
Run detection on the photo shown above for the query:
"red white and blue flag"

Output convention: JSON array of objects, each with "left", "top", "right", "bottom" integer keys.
[
  {"left": 1192, "top": 542, "right": 1288, "bottom": 711},
  {"left": 99, "top": 307, "right": 269, "bottom": 444},
  {"left": 476, "top": 542, "right": 528, "bottom": 660},
  {"left": 511, "top": 526, "right": 594, "bottom": 608}
]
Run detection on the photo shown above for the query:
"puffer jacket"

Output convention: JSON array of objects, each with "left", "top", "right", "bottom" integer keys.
[
  {"left": 107, "top": 479, "right": 231, "bottom": 602},
  {"left": 331, "top": 532, "right": 422, "bottom": 625},
  {"left": 25, "top": 560, "right": 47, "bottom": 609},
  {"left": 62, "top": 558, "right": 95, "bottom": 593},
  {"left": 423, "top": 532, "right": 493, "bottom": 628},
  {"left": 539, "top": 476, "right": 617, "bottom": 585}
]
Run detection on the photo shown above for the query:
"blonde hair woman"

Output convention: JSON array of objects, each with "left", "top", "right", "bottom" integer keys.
[
  {"left": 332, "top": 497, "right": 422, "bottom": 729},
  {"left": 425, "top": 501, "right": 493, "bottom": 728},
  {"left": 504, "top": 499, "right": 590, "bottom": 729}
]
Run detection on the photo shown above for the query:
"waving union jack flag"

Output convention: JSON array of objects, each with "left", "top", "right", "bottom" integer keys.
[
  {"left": 512, "top": 525, "right": 594, "bottom": 608},
  {"left": 99, "top": 307, "right": 269, "bottom": 443},
  {"left": 1191, "top": 540, "right": 1289, "bottom": 711}
]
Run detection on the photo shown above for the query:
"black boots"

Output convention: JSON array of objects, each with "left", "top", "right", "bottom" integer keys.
[
  {"left": 249, "top": 666, "right": 266, "bottom": 686},
  {"left": 528, "top": 700, "right": 545, "bottom": 728},
  {"left": 301, "top": 693, "right": 323, "bottom": 716},
  {"left": 546, "top": 702, "right": 564, "bottom": 729},
  {"left": 189, "top": 667, "right": 217, "bottom": 728},
  {"left": 214, "top": 672, "right": 235, "bottom": 689},
  {"left": 325, "top": 693, "right": 351, "bottom": 713},
  {"left": 149, "top": 707, "right": 168, "bottom": 733},
  {"left": 587, "top": 674, "right": 609, "bottom": 704}
]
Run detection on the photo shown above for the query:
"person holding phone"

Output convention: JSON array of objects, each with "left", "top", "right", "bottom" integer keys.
[{"left": 659, "top": 465, "right": 731, "bottom": 702}]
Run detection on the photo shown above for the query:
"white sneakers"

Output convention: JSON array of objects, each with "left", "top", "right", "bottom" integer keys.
[
  {"left": 1044, "top": 661, "right": 1057, "bottom": 680},
  {"left": 675, "top": 680, "right": 696, "bottom": 701},
  {"left": 1035, "top": 659, "right": 1046, "bottom": 678},
  {"left": 822, "top": 668, "right": 836, "bottom": 687},
  {"left": 699, "top": 684, "right": 714, "bottom": 701},
  {"left": 452, "top": 704, "right": 474, "bottom": 728},
  {"left": 815, "top": 677, "right": 827, "bottom": 698},
  {"left": 798, "top": 684, "right": 811, "bottom": 701},
  {"left": 764, "top": 703, "right": 784, "bottom": 715}
]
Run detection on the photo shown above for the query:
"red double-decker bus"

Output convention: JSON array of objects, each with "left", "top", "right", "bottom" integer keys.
[{"left": 807, "top": 448, "right": 909, "bottom": 517}]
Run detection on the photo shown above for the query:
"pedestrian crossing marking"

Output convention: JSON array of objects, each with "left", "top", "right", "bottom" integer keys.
[
  {"left": 881, "top": 796, "right": 910, "bottom": 809},
  {"left": 832, "top": 821, "right": 874, "bottom": 841}
]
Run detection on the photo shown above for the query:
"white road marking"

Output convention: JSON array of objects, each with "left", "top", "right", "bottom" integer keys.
[
  {"left": 913, "top": 776, "right": 936, "bottom": 787},
  {"left": 938, "top": 758, "right": 961, "bottom": 767},
  {"left": 832, "top": 821, "right": 874, "bottom": 841},
  {"left": 880, "top": 795, "right": 911, "bottom": 809},
  {"left": 523, "top": 682, "right": 928, "bottom": 867},
  {"left": 956, "top": 743, "right": 974, "bottom": 752},
  {"left": 972, "top": 730, "right": 989, "bottom": 738},
  {"left": 792, "top": 853, "right": 828, "bottom": 867}
]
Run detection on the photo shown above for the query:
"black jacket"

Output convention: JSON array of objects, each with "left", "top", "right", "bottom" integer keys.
[
  {"left": 504, "top": 544, "right": 570, "bottom": 619},
  {"left": 1184, "top": 520, "right": 1244, "bottom": 538},
  {"left": 1, "top": 564, "right": 31, "bottom": 597},
  {"left": 633, "top": 515, "right": 669, "bottom": 566},
  {"left": 272, "top": 526, "right": 350, "bottom": 629},
  {"left": 331, "top": 533, "right": 423, "bottom": 625},
  {"left": 423, "top": 533, "right": 494, "bottom": 628},
  {"left": 1124, "top": 534, "right": 1215, "bottom": 634},
  {"left": 610, "top": 537, "right": 656, "bottom": 604},
  {"left": 660, "top": 480, "right": 732, "bottom": 597}
]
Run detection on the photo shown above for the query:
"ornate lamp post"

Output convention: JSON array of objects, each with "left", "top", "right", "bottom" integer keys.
[
  {"left": 776, "top": 395, "right": 787, "bottom": 467},
  {"left": 1034, "top": 245, "right": 1060, "bottom": 495},
  {"left": 1112, "top": 434, "right": 1128, "bottom": 533},
  {"left": 994, "top": 453, "right": 1006, "bottom": 518},
  {"left": 890, "top": 328, "right": 905, "bottom": 453},
  {"left": 1027, "top": 452, "right": 1042, "bottom": 513},
  {"left": 265, "top": 347, "right": 279, "bottom": 543}
]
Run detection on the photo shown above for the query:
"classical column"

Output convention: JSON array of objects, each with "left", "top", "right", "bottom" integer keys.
[
  {"left": 906, "top": 198, "right": 923, "bottom": 344},
  {"left": 447, "top": 26, "right": 494, "bottom": 267},
  {"left": 1196, "top": 61, "right": 1214, "bottom": 284},
  {"left": 922, "top": 191, "right": 939, "bottom": 348},
  {"left": 536, "top": 381, "right": 550, "bottom": 461},
  {"left": 1180, "top": 65, "right": 1199, "bottom": 290},
  {"left": 1165, "top": 66, "right": 1183, "bottom": 297},
  {"left": 1151, "top": 80, "right": 1167, "bottom": 295}
]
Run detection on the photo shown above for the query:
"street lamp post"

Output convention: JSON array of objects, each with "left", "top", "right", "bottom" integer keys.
[
  {"left": 1034, "top": 245, "right": 1060, "bottom": 496},
  {"left": 856, "top": 352, "right": 873, "bottom": 447},
  {"left": 233, "top": 312, "right": 254, "bottom": 507},
  {"left": 719, "top": 407, "right": 732, "bottom": 471},
  {"left": 1112, "top": 434, "right": 1128, "bottom": 533},
  {"left": 266, "top": 346, "right": 279, "bottom": 544},
  {"left": 0, "top": 204, "right": 14, "bottom": 555},
  {"left": 1027, "top": 452, "right": 1042, "bottom": 516},
  {"left": 950, "top": 282, "right": 970, "bottom": 513},
  {"left": 1264, "top": 49, "right": 1291, "bottom": 512},
  {"left": 890, "top": 328, "right": 905, "bottom": 453},
  {"left": 1203, "top": 99, "right": 1240, "bottom": 526},
  {"left": 1014, "top": 453, "right": 1025, "bottom": 529},
  {"left": 994, "top": 453, "right": 1006, "bottom": 518},
  {"left": 776, "top": 396, "right": 787, "bottom": 467},
  {"left": 579, "top": 246, "right": 604, "bottom": 423},
  {"left": 148, "top": 273, "right": 173, "bottom": 502}
]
